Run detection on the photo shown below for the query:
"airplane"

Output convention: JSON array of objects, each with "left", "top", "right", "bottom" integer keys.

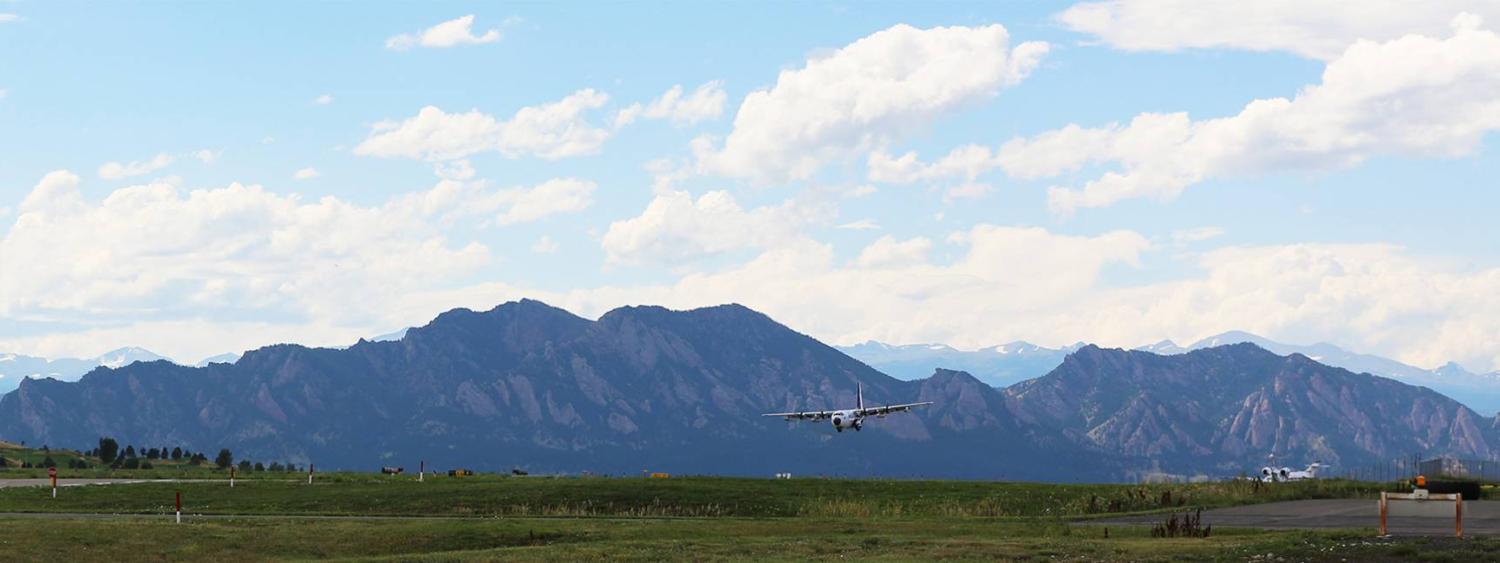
[
  {"left": 1256, "top": 458, "right": 1328, "bottom": 482},
  {"left": 762, "top": 382, "right": 932, "bottom": 432}
]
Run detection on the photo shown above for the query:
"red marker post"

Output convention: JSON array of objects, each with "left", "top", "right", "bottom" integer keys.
[
  {"left": 47, "top": 466, "right": 57, "bottom": 498},
  {"left": 175, "top": 491, "right": 182, "bottom": 524}
]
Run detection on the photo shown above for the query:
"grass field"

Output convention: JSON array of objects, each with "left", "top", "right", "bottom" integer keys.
[{"left": 0, "top": 442, "right": 1485, "bottom": 561}]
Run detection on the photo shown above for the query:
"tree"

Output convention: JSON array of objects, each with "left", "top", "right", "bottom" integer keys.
[
  {"left": 268, "top": 462, "right": 284, "bottom": 472},
  {"left": 98, "top": 438, "right": 119, "bottom": 465},
  {"left": 237, "top": 460, "right": 251, "bottom": 472},
  {"left": 171, "top": 447, "right": 183, "bottom": 460},
  {"left": 123, "top": 445, "right": 136, "bottom": 459},
  {"left": 146, "top": 448, "right": 159, "bottom": 460},
  {"left": 214, "top": 449, "right": 233, "bottom": 469},
  {"left": 122, "top": 457, "right": 140, "bottom": 469},
  {"left": 254, "top": 462, "right": 265, "bottom": 472}
]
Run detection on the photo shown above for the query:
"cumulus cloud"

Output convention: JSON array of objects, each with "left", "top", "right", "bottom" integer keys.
[
  {"left": 695, "top": 23, "right": 1048, "bottom": 184},
  {"left": 613, "top": 81, "right": 727, "bottom": 128},
  {"left": 193, "top": 149, "right": 221, "bottom": 164},
  {"left": 98, "top": 153, "right": 175, "bottom": 180},
  {"left": 1058, "top": 0, "right": 1500, "bottom": 60},
  {"left": 531, "top": 235, "right": 559, "bottom": 254},
  {"left": 293, "top": 168, "right": 320, "bottom": 180},
  {"left": 854, "top": 236, "right": 932, "bottom": 268},
  {"left": 354, "top": 89, "right": 611, "bottom": 161},
  {"left": 600, "top": 190, "right": 834, "bottom": 266},
  {"left": 0, "top": 171, "right": 491, "bottom": 334},
  {"left": 315, "top": 94, "right": 334, "bottom": 105},
  {"left": 999, "top": 18, "right": 1500, "bottom": 213},
  {"left": 386, "top": 15, "right": 501, "bottom": 51},
  {"left": 836, "top": 219, "right": 880, "bottom": 230}
]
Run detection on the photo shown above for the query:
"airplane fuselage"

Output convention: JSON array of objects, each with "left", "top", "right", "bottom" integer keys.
[{"left": 830, "top": 410, "right": 864, "bottom": 432}]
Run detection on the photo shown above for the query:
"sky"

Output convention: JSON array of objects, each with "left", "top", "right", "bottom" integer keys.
[{"left": 0, "top": 1, "right": 1497, "bottom": 373}]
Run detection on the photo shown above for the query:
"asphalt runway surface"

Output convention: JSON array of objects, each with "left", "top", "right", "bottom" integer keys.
[{"left": 1095, "top": 499, "right": 1495, "bottom": 536}]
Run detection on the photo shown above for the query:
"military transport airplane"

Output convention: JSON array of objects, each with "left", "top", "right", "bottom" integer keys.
[{"left": 763, "top": 382, "right": 933, "bottom": 432}]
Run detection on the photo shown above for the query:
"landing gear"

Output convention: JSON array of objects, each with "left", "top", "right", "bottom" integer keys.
[
  {"left": 853, "top": 421, "right": 862, "bottom": 431},
  {"left": 836, "top": 426, "right": 843, "bottom": 432}
]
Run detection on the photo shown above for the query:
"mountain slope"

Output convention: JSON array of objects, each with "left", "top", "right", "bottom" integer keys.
[
  {"left": 0, "top": 300, "right": 1101, "bottom": 480},
  {"left": 1182, "top": 331, "right": 1500, "bottom": 415},
  {"left": 1006, "top": 344, "right": 1497, "bottom": 479}
]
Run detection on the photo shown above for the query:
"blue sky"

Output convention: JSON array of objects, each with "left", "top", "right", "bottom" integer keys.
[{"left": 1, "top": 1, "right": 1497, "bottom": 373}]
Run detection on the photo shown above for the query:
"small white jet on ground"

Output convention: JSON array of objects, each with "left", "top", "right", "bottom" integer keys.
[
  {"left": 1258, "top": 461, "right": 1329, "bottom": 482},
  {"left": 763, "top": 382, "right": 933, "bottom": 432}
]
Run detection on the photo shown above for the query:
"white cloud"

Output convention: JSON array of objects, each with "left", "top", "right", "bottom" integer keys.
[
  {"left": 354, "top": 89, "right": 611, "bottom": 161},
  {"left": 695, "top": 23, "right": 1049, "bottom": 184},
  {"left": 293, "top": 167, "right": 320, "bottom": 180},
  {"left": 600, "top": 190, "right": 833, "bottom": 266},
  {"left": 837, "top": 219, "right": 880, "bottom": 230},
  {"left": 531, "top": 235, "right": 559, "bottom": 254},
  {"left": 0, "top": 14, "right": 19, "bottom": 23},
  {"left": 491, "top": 178, "right": 595, "bottom": 225},
  {"left": 0, "top": 171, "right": 492, "bottom": 342},
  {"left": 613, "top": 81, "right": 727, "bottom": 128},
  {"left": 1000, "top": 18, "right": 1500, "bottom": 213},
  {"left": 1171, "top": 227, "right": 1226, "bottom": 244},
  {"left": 1058, "top": 0, "right": 1500, "bottom": 60},
  {"left": 315, "top": 94, "right": 334, "bottom": 105},
  {"left": 98, "top": 153, "right": 175, "bottom": 180},
  {"left": 386, "top": 15, "right": 501, "bottom": 51},
  {"left": 854, "top": 235, "right": 932, "bottom": 268},
  {"left": 193, "top": 149, "right": 221, "bottom": 164},
  {"left": 0, "top": 89, "right": 8, "bottom": 100}
]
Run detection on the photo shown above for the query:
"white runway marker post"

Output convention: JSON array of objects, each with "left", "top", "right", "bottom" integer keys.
[
  {"left": 229, "top": 466, "right": 235, "bottom": 488},
  {"left": 175, "top": 491, "right": 182, "bottom": 524},
  {"left": 308, "top": 463, "right": 314, "bottom": 485},
  {"left": 48, "top": 466, "right": 57, "bottom": 498},
  {"left": 419, "top": 460, "right": 424, "bottom": 483}
]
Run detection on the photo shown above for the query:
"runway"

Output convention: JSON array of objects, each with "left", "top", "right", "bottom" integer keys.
[{"left": 1094, "top": 499, "right": 1492, "bottom": 536}]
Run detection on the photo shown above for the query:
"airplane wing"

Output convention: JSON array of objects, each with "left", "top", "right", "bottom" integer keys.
[
  {"left": 856, "top": 402, "right": 933, "bottom": 417},
  {"left": 763, "top": 410, "right": 835, "bottom": 421}
]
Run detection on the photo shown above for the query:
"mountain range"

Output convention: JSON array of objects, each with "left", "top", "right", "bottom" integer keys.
[
  {"left": 1, "top": 300, "right": 1496, "bottom": 481},
  {"left": 842, "top": 332, "right": 1500, "bottom": 415},
  {"left": 0, "top": 347, "right": 169, "bottom": 394}
]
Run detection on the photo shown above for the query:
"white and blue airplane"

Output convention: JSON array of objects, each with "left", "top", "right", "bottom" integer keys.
[{"left": 763, "top": 382, "right": 932, "bottom": 432}]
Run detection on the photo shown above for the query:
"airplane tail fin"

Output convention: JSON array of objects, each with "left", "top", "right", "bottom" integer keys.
[{"left": 857, "top": 382, "right": 864, "bottom": 411}]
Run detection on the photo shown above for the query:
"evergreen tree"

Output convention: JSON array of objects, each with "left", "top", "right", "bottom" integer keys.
[
  {"left": 146, "top": 448, "right": 159, "bottom": 459},
  {"left": 97, "top": 437, "right": 119, "bottom": 465},
  {"left": 237, "top": 459, "right": 251, "bottom": 472},
  {"left": 214, "top": 448, "right": 233, "bottom": 469},
  {"left": 123, "top": 445, "right": 136, "bottom": 459},
  {"left": 268, "top": 462, "right": 284, "bottom": 472},
  {"left": 254, "top": 462, "right": 265, "bottom": 472},
  {"left": 171, "top": 447, "right": 183, "bottom": 460}
]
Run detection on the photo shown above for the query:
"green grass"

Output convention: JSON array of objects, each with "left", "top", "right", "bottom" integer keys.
[
  {"left": 0, "top": 516, "right": 1495, "bottom": 562},
  {"left": 0, "top": 441, "right": 1461, "bottom": 561},
  {"left": 0, "top": 473, "right": 1393, "bottom": 518}
]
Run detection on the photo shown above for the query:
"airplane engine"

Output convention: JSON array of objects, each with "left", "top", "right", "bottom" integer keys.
[
  {"left": 852, "top": 419, "right": 863, "bottom": 431},
  {"left": 832, "top": 416, "right": 844, "bottom": 432}
]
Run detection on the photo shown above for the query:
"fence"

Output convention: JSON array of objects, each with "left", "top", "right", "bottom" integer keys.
[{"left": 1333, "top": 456, "right": 1500, "bottom": 483}]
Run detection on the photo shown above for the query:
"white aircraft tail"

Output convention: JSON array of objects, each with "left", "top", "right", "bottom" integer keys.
[{"left": 857, "top": 382, "right": 864, "bottom": 411}]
